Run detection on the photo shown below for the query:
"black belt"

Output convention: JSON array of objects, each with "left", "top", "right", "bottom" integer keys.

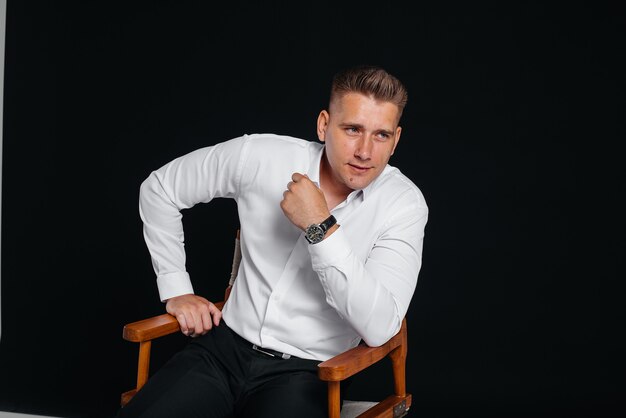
[
  {"left": 251, "top": 344, "right": 292, "bottom": 360},
  {"left": 228, "top": 324, "right": 293, "bottom": 359}
]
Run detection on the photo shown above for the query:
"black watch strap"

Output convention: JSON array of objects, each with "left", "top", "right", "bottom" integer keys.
[{"left": 320, "top": 215, "right": 336, "bottom": 232}]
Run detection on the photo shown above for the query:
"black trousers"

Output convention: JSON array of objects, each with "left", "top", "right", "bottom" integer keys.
[{"left": 116, "top": 322, "right": 335, "bottom": 418}]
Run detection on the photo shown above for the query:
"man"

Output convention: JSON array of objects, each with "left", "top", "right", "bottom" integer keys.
[{"left": 118, "top": 65, "right": 428, "bottom": 418}]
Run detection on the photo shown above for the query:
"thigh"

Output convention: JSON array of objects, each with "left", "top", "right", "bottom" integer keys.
[
  {"left": 238, "top": 362, "right": 328, "bottom": 418},
  {"left": 117, "top": 336, "right": 236, "bottom": 418}
]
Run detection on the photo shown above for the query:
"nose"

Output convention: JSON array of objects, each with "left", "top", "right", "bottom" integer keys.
[{"left": 354, "top": 136, "right": 373, "bottom": 160}]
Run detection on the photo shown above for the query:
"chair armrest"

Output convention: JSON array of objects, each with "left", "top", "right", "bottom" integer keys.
[
  {"left": 122, "top": 301, "right": 225, "bottom": 343},
  {"left": 122, "top": 314, "right": 179, "bottom": 342},
  {"left": 318, "top": 319, "right": 406, "bottom": 382}
]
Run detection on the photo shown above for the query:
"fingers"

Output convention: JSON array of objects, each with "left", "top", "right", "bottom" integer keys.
[
  {"left": 188, "top": 301, "right": 217, "bottom": 337},
  {"left": 195, "top": 302, "right": 221, "bottom": 335},
  {"left": 190, "top": 307, "right": 206, "bottom": 337},
  {"left": 209, "top": 303, "right": 222, "bottom": 326},
  {"left": 200, "top": 309, "right": 213, "bottom": 336},
  {"left": 175, "top": 313, "right": 190, "bottom": 336},
  {"left": 167, "top": 295, "right": 221, "bottom": 337},
  {"left": 285, "top": 173, "right": 312, "bottom": 196},
  {"left": 177, "top": 310, "right": 200, "bottom": 337},
  {"left": 291, "top": 172, "right": 310, "bottom": 183}
]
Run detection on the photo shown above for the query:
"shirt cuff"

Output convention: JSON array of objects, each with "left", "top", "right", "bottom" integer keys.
[
  {"left": 308, "top": 226, "right": 351, "bottom": 269},
  {"left": 156, "top": 271, "right": 194, "bottom": 302}
]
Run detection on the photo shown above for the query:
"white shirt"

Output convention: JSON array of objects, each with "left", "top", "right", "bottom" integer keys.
[{"left": 139, "top": 133, "right": 428, "bottom": 361}]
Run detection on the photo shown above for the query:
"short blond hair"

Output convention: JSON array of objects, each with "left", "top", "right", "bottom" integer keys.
[{"left": 330, "top": 65, "right": 408, "bottom": 120}]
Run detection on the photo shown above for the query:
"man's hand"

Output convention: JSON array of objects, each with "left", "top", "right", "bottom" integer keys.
[
  {"left": 280, "top": 173, "right": 330, "bottom": 230},
  {"left": 165, "top": 294, "right": 222, "bottom": 337}
]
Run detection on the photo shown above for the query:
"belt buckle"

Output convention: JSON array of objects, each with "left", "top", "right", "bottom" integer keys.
[{"left": 252, "top": 344, "right": 291, "bottom": 359}]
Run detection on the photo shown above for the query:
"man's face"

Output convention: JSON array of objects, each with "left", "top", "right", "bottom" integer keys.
[{"left": 317, "top": 92, "right": 402, "bottom": 194}]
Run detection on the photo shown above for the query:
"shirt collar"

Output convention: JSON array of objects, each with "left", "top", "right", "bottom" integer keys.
[{"left": 307, "top": 143, "right": 323, "bottom": 187}]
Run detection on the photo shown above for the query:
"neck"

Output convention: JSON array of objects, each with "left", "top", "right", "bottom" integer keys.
[{"left": 319, "top": 152, "right": 352, "bottom": 210}]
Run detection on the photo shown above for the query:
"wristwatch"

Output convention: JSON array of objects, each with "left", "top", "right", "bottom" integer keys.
[{"left": 304, "top": 215, "right": 337, "bottom": 244}]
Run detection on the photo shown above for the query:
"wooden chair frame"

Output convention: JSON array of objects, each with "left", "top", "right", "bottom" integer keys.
[{"left": 121, "top": 233, "right": 412, "bottom": 418}]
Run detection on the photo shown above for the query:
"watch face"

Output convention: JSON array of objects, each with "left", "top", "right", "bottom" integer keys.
[{"left": 306, "top": 224, "right": 325, "bottom": 244}]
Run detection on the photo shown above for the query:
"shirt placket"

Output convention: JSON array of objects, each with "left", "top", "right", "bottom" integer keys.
[{"left": 258, "top": 235, "right": 309, "bottom": 347}]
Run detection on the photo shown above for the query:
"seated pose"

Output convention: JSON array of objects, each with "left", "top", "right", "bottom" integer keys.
[{"left": 117, "top": 64, "right": 429, "bottom": 418}]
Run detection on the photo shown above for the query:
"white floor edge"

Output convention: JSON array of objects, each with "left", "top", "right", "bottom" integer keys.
[{"left": 0, "top": 413, "right": 60, "bottom": 418}]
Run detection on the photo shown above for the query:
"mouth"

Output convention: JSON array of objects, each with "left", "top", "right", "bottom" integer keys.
[{"left": 347, "top": 163, "right": 371, "bottom": 173}]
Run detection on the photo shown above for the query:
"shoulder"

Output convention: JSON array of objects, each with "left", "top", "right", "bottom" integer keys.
[
  {"left": 237, "top": 133, "right": 321, "bottom": 165},
  {"left": 370, "top": 165, "right": 428, "bottom": 212},
  {"left": 243, "top": 133, "right": 318, "bottom": 150}
]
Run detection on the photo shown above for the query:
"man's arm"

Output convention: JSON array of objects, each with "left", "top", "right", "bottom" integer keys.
[
  {"left": 310, "top": 205, "right": 427, "bottom": 346},
  {"left": 280, "top": 173, "right": 427, "bottom": 347},
  {"left": 139, "top": 136, "right": 246, "bottom": 336}
]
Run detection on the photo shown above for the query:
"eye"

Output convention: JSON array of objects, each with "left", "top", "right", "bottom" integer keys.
[
  {"left": 345, "top": 127, "right": 360, "bottom": 135},
  {"left": 376, "top": 132, "right": 392, "bottom": 141}
]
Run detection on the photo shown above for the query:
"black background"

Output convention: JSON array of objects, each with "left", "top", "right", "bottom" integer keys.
[{"left": 1, "top": 1, "right": 625, "bottom": 417}]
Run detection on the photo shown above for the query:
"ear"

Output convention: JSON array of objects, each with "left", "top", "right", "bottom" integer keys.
[
  {"left": 317, "top": 110, "right": 329, "bottom": 142},
  {"left": 390, "top": 126, "right": 402, "bottom": 155}
]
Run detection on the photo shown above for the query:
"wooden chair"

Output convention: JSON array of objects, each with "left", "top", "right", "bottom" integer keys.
[{"left": 121, "top": 231, "right": 412, "bottom": 418}]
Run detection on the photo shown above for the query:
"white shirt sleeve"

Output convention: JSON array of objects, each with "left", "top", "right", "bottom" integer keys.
[
  {"left": 309, "top": 194, "right": 428, "bottom": 347},
  {"left": 138, "top": 136, "right": 247, "bottom": 301}
]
